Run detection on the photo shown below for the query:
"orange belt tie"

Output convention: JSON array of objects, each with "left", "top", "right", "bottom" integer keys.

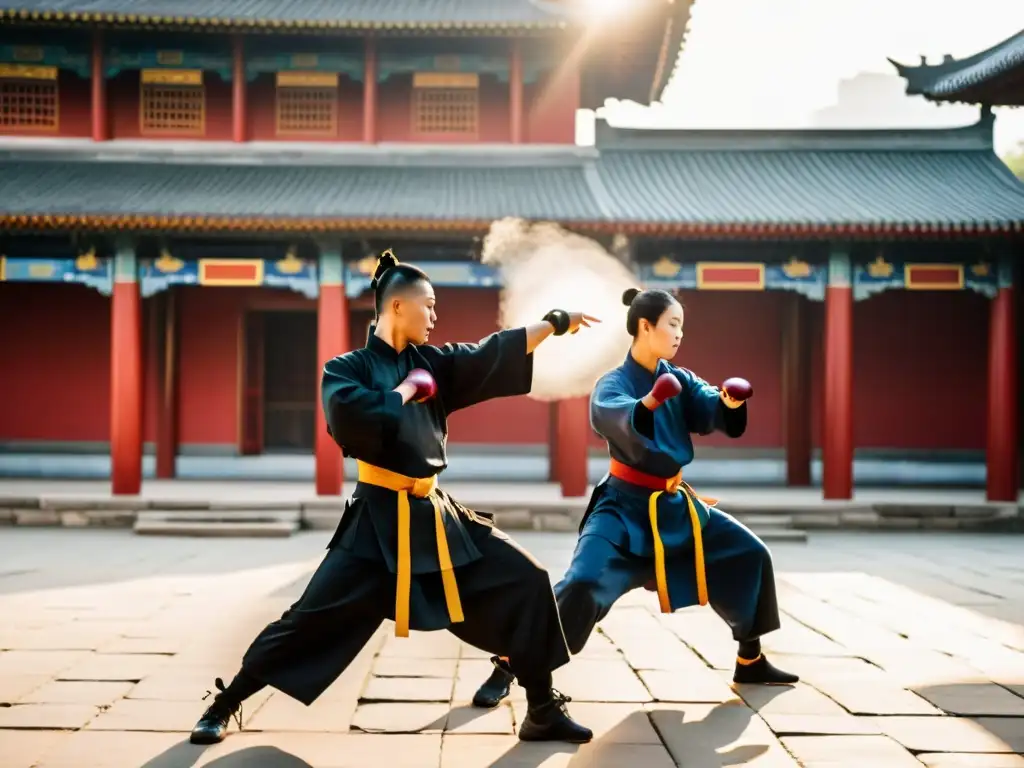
[
  {"left": 356, "top": 461, "right": 464, "bottom": 638},
  {"left": 608, "top": 458, "right": 716, "bottom": 612}
]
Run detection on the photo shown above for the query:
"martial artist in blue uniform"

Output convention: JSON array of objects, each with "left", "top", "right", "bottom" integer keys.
[{"left": 473, "top": 287, "right": 798, "bottom": 708}]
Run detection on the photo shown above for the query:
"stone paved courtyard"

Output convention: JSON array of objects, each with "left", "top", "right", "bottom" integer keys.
[{"left": 1, "top": 528, "right": 1023, "bottom": 767}]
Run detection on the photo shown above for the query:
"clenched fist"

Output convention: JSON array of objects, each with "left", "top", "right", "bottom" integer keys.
[
  {"left": 647, "top": 373, "right": 682, "bottom": 410},
  {"left": 721, "top": 377, "right": 752, "bottom": 409},
  {"left": 401, "top": 368, "right": 437, "bottom": 403}
]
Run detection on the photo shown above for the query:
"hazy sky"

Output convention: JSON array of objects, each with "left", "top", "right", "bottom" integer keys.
[{"left": 595, "top": 0, "right": 1024, "bottom": 155}]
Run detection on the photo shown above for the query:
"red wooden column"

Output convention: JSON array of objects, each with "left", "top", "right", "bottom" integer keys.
[
  {"left": 547, "top": 401, "right": 560, "bottom": 482},
  {"left": 363, "top": 38, "right": 377, "bottom": 144},
  {"left": 155, "top": 290, "right": 179, "bottom": 479},
  {"left": 231, "top": 35, "right": 247, "bottom": 143},
  {"left": 90, "top": 29, "right": 107, "bottom": 141},
  {"left": 987, "top": 258, "right": 1018, "bottom": 501},
  {"left": 782, "top": 293, "right": 812, "bottom": 486},
  {"left": 822, "top": 248, "right": 853, "bottom": 500},
  {"left": 110, "top": 244, "right": 143, "bottom": 495},
  {"left": 316, "top": 247, "right": 348, "bottom": 495},
  {"left": 557, "top": 396, "right": 589, "bottom": 497},
  {"left": 509, "top": 38, "right": 524, "bottom": 144}
]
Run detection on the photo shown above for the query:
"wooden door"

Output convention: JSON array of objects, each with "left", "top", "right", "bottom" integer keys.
[
  {"left": 239, "top": 312, "right": 265, "bottom": 455},
  {"left": 262, "top": 311, "right": 318, "bottom": 452}
]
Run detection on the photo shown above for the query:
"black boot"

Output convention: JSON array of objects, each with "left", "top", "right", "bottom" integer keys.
[
  {"left": 733, "top": 654, "right": 799, "bottom": 685},
  {"left": 189, "top": 678, "right": 242, "bottom": 745},
  {"left": 472, "top": 656, "right": 515, "bottom": 709},
  {"left": 518, "top": 690, "right": 593, "bottom": 744}
]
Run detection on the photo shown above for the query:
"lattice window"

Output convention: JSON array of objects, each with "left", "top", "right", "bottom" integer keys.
[
  {"left": 412, "top": 72, "right": 479, "bottom": 136},
  {"left": 140, "top": 77, "right": 205, "bottom": 134},
  {"left": 275, "top": 72, "right": 338, "bottom": 137},
  {"left": 0, "top": 75, "right": 58, "bottom": 130}
]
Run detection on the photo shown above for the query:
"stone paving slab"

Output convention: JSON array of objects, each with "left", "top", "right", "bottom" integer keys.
[
  {"left": 917, "top": 754, "right": 1024, "bottom": 767},
  {"left": 781, "top": 735, "right": 924, "bottom": 768},
  {"left": 0, "top": 530, "right": 1024, "bottom": 767}
]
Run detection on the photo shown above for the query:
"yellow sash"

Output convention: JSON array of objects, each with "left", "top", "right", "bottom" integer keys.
[
  {"left": 648, "top": 474, "right": 712, "bottom": 612},
  {"left": 356, "top": 461, "right": 464, "bottom": 637},
  {"left": 609, "top": 459, "right": 713, "bottom": 613}
]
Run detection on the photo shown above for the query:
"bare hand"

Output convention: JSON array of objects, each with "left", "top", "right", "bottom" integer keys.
[{"left": 567, "top": 312, "right": 601, "bottom": 335}]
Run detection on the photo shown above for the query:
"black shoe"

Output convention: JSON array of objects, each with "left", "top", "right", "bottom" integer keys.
[
  {"left": 189, "top": 678, "right": 242, "bottom": 745},
  {"left": 472, "top": 656, "right": 515, "bottom": 709},
  {"left": 518, "top": 690, "right": 593, "bottom": 743},
  {"left": 733, "top": 654, "right": 799, "bottom": 685}
]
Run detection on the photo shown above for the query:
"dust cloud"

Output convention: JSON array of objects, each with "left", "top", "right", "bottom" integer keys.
[{"left": 480, "top": 217, "right": 635, "bottom": 401}]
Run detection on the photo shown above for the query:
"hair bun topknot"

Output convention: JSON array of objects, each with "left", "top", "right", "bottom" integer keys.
[
  {"left": 369, "top": 248, "right": 400, "bottom": 289},
  {"left": 621, "top": 287, "right": 641, "bottom": 307}
]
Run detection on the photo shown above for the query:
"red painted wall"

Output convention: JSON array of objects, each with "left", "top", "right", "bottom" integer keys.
[
  {"left": 0, "top": 71, "right": 91, "bottom": 138},
  {"left": 142, "top": 300, "right": 159, "bottom": 445},
  {"left": 1, "top": 283, "right": 989, "bottom": 453},
  {"left": 247, "top": 73, "right": 364, "bottom": 142},
  {"left": 176, "top": 287, "right": 242, "bottom": 446},
  {"left": 525, "top": 66, "right": 579, "bottom": 144},
  {"left": 175, "top": 286, "right": 316, "bottom": 449},
  {"left": 0, "top": 283, "right": 110, "bottom": 441},
  {"left": 807, "top": 289, "right": 988, "bottom": 450},
  {"left": 377, "top": 73, "right": 512, "bottom": 143},
  {"left": 12, "top": 58, "right": 578, "bottom": 143},
  {"left": 107, "top": 70, "right": 234, "bottom": 140}
]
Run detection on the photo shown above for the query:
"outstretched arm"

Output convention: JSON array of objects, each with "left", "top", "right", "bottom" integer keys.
[
  {"left": 427, "top": 328, "right": 534, "bottom": 414},
  {"left": 429, "top": 311, "right": 600, "bottom": 413}
]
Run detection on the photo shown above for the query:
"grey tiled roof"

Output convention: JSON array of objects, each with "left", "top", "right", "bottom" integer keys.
[
  {"left": 890, "top": 29, "right": 1024, "bottom": 104},
  {"left": 592, "top": 118, "right": 1024, "bottom": 229},
  {"left": 596, "top": 148, "right": 1024, "bottom": 229},
  {"left": 1, "top": 117, "right": 1022, "bottom": 231},
  {"left": 0, "top": 149, "right": 604, "bottom": 222},
  {"left": 0, "top": 0, "right": 569, "bottom": 27}
]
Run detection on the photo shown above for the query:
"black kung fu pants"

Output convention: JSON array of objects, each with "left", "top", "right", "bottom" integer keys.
[{"left": 237, "top": 528, "right": 571, "bottom": 705}]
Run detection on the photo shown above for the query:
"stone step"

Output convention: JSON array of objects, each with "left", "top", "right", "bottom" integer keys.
[
  {"left": 133, "top": 519, "right": 298, "bottom": 537},
  {"left": 747, "top": 527, "right": 809, "bottom": 543},
  {"left": 733, "top": 514, "right": 795, "bottom": 528},
  {"left": 149, "top": 499, "right": 305, "bottom": 512},
  {"left": 141, "top": 509, "right": 301, "bottom": 523}
]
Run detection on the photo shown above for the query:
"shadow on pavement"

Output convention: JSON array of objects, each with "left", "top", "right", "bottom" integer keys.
[
  {"left": 136, "top": 740, "right": 208, "bottom": 768},
  {"left": 202, "top": 747, "right": 315, "bottom": 767},
  {"left": 138, "top": 741, "right": 315, "bottom": 768},
  {"left": 460, "top": 698, "right": 769, "bottom": 767}
]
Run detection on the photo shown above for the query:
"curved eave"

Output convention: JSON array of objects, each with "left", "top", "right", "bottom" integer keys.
[
  {"left": 649, "top": 0, "right": 697, "bottom": 103},
  {"left": 579, "top": 0, "right": 696, "bottom": 108},
  {"left": 0, "top": 7, "right": 570, "bottom": 33},
  {"left": 1, "top": 213, "right": 1019, "bottom": 239},
  {"left": 889, "top": 28, "right": 1024, "bottom": 105}
]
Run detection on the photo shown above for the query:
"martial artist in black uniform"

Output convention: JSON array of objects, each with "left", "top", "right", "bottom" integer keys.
[{"left": 188, "top": 250, "right": 598, "bottom": 745}]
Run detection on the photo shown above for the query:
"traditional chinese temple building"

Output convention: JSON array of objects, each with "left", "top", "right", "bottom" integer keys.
[
  {"left": 889, "top": 29, "right": 1024, "bottom": 502},
  {"left": 0, "top": 2, "right": 1021, "bottom": 502}
]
